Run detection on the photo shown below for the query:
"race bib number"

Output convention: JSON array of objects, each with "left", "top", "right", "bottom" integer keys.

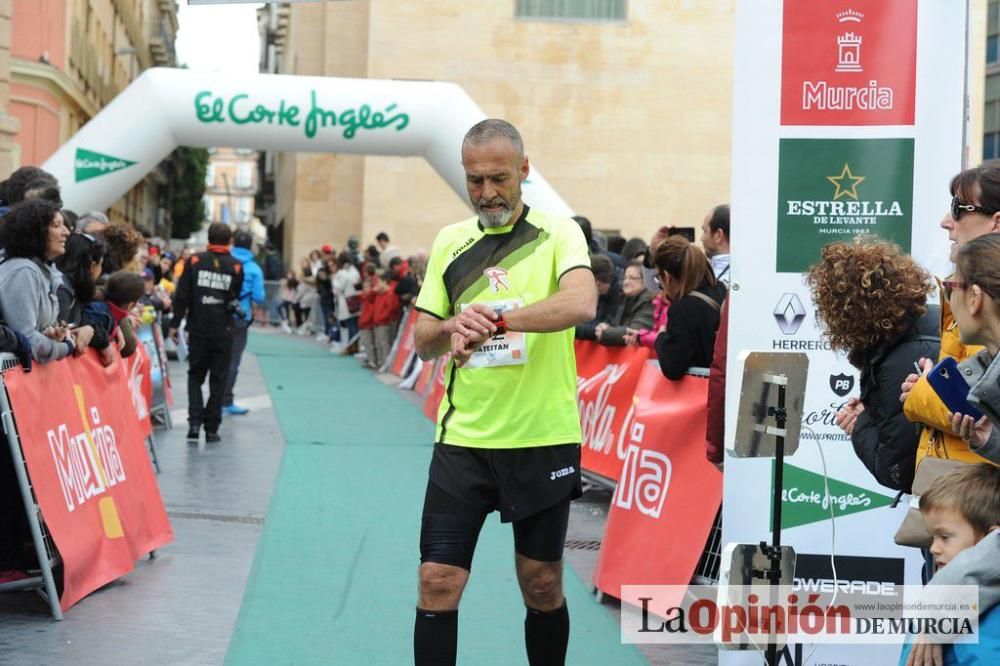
[{"left": 459, "top": 299, "right": 527, "bottom": 369}]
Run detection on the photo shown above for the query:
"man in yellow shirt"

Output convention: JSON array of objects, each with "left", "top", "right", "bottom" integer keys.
[{"left": 412, "top": 119, "right": 596, "bottom": 666}]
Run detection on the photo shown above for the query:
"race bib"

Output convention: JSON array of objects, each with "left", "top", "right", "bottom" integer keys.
[{"left": 459, "top": 299, "right": 527, "bottom": 368}]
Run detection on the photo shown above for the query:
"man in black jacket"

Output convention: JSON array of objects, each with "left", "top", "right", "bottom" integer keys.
[{"left": 169, "top": 223, "right": 244, "bottom": 443}]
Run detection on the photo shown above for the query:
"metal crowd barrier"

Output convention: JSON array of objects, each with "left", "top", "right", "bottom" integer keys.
[{"left": 0, "top": 352, "right": 63, "bottom": 619}]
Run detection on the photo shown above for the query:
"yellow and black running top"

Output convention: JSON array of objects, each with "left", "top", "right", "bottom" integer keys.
[{"left": 415, "top": 204, "right": 591, "bottom": 448}]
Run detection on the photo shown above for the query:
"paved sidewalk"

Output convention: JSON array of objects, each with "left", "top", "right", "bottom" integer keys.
[{"left": 0, "top": 342, "right": 284, "bottom": 665}]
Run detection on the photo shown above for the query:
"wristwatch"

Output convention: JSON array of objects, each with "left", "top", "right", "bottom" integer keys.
[{"left": 494, "top": 314, "right": 507, "bottom": 336}]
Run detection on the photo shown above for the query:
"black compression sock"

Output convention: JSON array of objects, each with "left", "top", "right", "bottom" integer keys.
[
  {"left": 524, "top": 601, "right": 569, "bottom": 665},
  {"left": 414, "top": 607, "right": 458, "bottom": 666}
]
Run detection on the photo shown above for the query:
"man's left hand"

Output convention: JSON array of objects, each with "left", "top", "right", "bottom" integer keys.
[{"left": 451, "top": 331, "right": 488, "bottom": 368}]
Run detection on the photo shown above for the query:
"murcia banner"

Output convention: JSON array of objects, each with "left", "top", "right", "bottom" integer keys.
[
  {"left": 3, "top": 350, "right": 173, "bottom": 611},
  {"left": 781, "top": 0, "right": 918, "bottom": 126},
  {"left": 726, "top": 1, "right": 967, "bottom": 664}
]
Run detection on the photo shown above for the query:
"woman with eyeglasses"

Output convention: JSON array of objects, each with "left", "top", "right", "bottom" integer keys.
[
  {"left": 652, "top": 236, "right": 726, "bottom": 380},
  {"left": 0, "top": 200, "right": 86, "bottom": 363},
  {"left": 901, "top": 166, "right": 1000, "bottom": 470},
  {"left": 941, "top": 234, "right": 1000, "bottom": 464},
  {"left": 808, "top": 238, "right": 939, "bottom": 493},
  {"left": 593, "top": 261, "right": 655, "bottom": 346}
]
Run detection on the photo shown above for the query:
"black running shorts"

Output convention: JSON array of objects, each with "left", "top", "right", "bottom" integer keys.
[{"left": 419, "top": 443, "right": 582, "bottom": 570}]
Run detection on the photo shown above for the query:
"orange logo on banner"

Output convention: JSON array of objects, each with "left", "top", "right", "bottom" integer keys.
[{"left": 781, "top": 0, "right": 917, "bottom": 126}]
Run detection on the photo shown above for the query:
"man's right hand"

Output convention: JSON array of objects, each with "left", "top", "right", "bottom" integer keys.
[
  {"left": 168, "top": 328, "right": 179, "bottom": 344},
  {"left": 446, "top": 303, "right": 497, "bottom": 339}
]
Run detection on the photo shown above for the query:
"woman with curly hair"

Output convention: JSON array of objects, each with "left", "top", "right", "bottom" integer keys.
[
  {"left": 807, "top": 237, "right": 939, "bottom": 492},
  {"left": 101, "top": 221, "right": 144, "bottom": 273}
]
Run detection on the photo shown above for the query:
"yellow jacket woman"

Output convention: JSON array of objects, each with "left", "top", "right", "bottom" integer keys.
[{"left": 902, "top": 283, "right": 991, "bottom": 465}]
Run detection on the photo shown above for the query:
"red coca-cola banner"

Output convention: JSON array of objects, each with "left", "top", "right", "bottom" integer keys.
[
  {"left": 575, "top": 341, "right": 652, "bottom": 482},
  {"left": 3, "top": 350, "right": 174, "bottom": 612},
  {"left": 390, "top": 309, "right": 419, "bottom": 377},
  {"left": 593, "top": 361, "right": 722, "bottom": 604}
]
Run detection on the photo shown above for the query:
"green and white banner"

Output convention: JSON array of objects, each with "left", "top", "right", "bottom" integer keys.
[{"left": 724, "top": 1, "right": 967, "bottom": 664}]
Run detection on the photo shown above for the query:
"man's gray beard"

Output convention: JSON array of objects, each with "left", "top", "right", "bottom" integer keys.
[{"left": 477, "top": 206, "right": 514, "bottom": 228}]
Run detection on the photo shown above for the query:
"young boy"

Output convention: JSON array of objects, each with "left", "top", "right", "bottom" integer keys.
[
  {"left": 901, "top": 463, "right": 1000, "bottom": 665},
  {"left": 372, "top": 269, "right": 402, "bottom": 371},
  {"left": 83, "top": 270, "right": 146, "bottom": 365},
  {"left": 357, "top": 263, "right": 378, "bottom": 369}
]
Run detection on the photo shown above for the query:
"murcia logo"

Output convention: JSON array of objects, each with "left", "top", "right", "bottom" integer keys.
[
  {"left": 773, "top": 293, "right": 807, "bottom": 336},
  {"left": 781, "top": 0, "right": 917, "bottom": 126},
  {"left": 484, "top": 266, "right": 510, "bottom": 292},
  {"left": 830, "top": 373, "right": 855, "bottom": 397}
]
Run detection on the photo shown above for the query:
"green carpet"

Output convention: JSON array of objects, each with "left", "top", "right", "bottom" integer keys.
[{"left": 225, "top": 332, "right": 646, "bottom": 665}]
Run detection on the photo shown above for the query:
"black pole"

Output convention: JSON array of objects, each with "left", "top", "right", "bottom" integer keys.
[{"left": 765, "top": 384, "right": 787, "bottom": 666}]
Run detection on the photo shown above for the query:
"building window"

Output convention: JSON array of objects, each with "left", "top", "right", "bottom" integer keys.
[
  {"left": 515, "top": 0, "right": 626, "bottom": 22},
  {"left": 990, "top": 2, "right": 1000, "bottom": 65},
  {"left": 237, "top": 197, "right": 251, "bottom": 223},
  {"left": 205, "top": 164, "right": 215, "bottom": 188},
  {"left": 985, "top": 132, "right": 1000, "bottom": 161},
  {"left": 237, "top": 163, "right": 253, "bottom": 189}
]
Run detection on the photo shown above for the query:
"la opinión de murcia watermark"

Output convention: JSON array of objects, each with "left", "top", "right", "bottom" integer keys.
[{"left": 619, "top": 586, "right": 981, "bottom": 645}]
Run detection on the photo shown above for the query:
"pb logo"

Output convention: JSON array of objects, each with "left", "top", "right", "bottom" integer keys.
[
  {"left": 484, "top": 266, "right": 510, "bottom": 292},
  {"left": 613, "top": 422, "right": 671, "bottom": 519},
  {"left": 829, "top": 373, "right": 855, "bottom": 398}
]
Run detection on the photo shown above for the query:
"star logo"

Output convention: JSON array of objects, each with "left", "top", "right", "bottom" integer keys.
[{"left": 826, "top": 163, "right": 865, "bottom": 200}]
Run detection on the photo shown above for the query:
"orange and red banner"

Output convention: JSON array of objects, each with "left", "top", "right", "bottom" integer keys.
[
  {"left": 593, "top": 361, "right": 722, "bottom": 604},
  {"left": 3, "top": 350, "right": 173, "bottom": 612},
  {"left": 423, "top": 353, "right": 450, "bottom": 422},
  {"left": 575, "top": 341, "right": 652, "bottom": 482},
  {"left": 390, "top": 309, "right": 419, "bottom": 377},
  {"left": 414, "top": 356, "right": 440, "bottom": 398},
  {"left": 127, "top": 342, "right": 154, "bottom": 440}
]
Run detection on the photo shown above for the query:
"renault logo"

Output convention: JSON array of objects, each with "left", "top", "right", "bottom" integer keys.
[{"left": 774, "top": 293, "right": 807, "bottom": 335}]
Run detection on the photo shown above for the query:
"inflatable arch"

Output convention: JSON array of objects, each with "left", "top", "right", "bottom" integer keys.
[{"left": 41, "top": 67, "right": 573, "bottom": 217}]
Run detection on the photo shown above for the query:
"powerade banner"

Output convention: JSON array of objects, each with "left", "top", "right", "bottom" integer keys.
[
  {"left": 4, "top": 351, "right": 173, "bottom": 612},
  {"left": 727, "top": 1, "right": 965, "bottom": 664},
  {"left": 574, "top": 342, "right": 652, "bottom": 482},
  {"left": 593, "top": 362, "right": 721, "bottom": 605}
]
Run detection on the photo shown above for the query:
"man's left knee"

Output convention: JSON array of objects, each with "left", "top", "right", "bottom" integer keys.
[{"left": 520, "top": 564, "right": 563, "bottom": 609}]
